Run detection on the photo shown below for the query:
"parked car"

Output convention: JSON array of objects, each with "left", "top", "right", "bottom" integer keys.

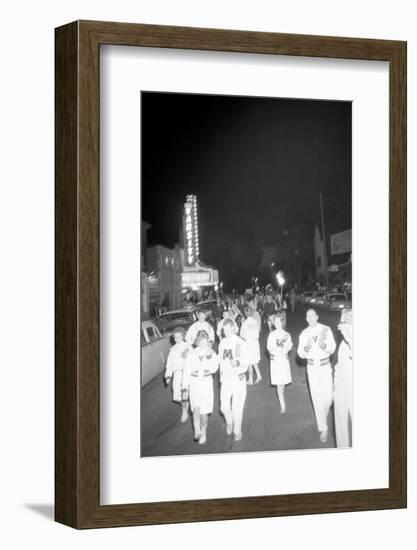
[
  {"left": 298, "top": 291, "right": 314, "bottom": 304},
  {"left": 157, "top": 308, "right": 199, "bottom": 336},
  {"left": 321, "top": 292, "right": 351, "bottom": 312},
  {"left": 196, "top": 299, "right": 217, "bottom": 319},
  {"left": 141, "top": 320, "right": 171, "bottom": 387},
  {"left": 310, "top": 291, "right": 326, "bottom": 307}
]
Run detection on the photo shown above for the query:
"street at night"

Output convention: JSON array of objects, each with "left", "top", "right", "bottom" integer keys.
[
  {"left": 141, "top": 91, "right": 352, "bottom": 456},
  {"left": 141, "top": 303, "right": 345, "bottom": 457}
]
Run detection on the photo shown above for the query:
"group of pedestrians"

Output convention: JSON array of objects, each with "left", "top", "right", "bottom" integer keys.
[{"left": 164, "top": 292, "right": 353, "bottom": 449}]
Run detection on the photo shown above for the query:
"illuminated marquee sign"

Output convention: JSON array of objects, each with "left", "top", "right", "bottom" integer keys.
[
  {"left": 183, "top": 194, "right": 199, "bottom": 266},
  {"left": 182, "top": 268, "right": 219, "bottom": 288}
]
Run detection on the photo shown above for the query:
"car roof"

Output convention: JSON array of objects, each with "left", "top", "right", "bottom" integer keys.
[{"left": 159, "top": 308, "right": 197, "bottom": 316}]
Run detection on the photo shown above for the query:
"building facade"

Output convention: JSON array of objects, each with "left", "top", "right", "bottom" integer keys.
[
  {"left": 146, "top": 244, "right": 182, "bottom": 313},
  {"left": 314, "top": 225, "right": 352, "bottom": 290},
  {"left": 141, "top": 220, "right": 151, "bottom": 319}
]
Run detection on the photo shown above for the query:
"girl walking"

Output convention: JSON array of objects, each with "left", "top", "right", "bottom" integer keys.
[
  {"left": 240, "top": 307, "right": 262, "bottom": 385},
  {"left": 267, "top": 312, "right": 293, "bottom": 413},
  {"left": 182, "top": 330, "right": 219, "bottom": 444}
]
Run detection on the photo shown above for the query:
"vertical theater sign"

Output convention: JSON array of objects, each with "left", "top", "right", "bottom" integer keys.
[
  {"left": 182, "top": 194, "right": 219, "bottom": 294},
  {"left": 183, "top": 195, "right": 200, "bottom": 266}
]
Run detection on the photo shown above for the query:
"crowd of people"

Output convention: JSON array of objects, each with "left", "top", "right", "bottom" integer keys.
[{"left": 164, "top": 290, "right": 353, "bottom": 450}]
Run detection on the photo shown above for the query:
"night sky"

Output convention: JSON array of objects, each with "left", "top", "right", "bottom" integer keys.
[{"left": 141, "top": 92, "right": 351, "bottom": 291}]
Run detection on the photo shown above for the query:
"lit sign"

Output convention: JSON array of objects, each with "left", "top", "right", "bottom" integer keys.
[
  {"left": 182, "top": 268, "right": 219, "bottom": 288},
  {"left": 183, "top": 194, "right": 199, "bottom": 266}
]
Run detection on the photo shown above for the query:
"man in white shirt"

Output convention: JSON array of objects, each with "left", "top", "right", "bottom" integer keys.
[
  {"left": 218, "top": 319, "right": 250, "bottom": 441},
  {"left": 185, "top": 310, "right": 215, "bottom": 347},
  {"left": 297, "top": 308, "right": 336, "bottom": 443},
  {"left": 333, "top": 308, "right": 353, "bottom": 448}
]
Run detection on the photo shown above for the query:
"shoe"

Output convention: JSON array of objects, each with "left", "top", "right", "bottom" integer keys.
[
  {"left": 247, "top": 380, "right": 253, "bottom": 386},
  {"left": 234, "top": 432, "right": 242, "bottom": 442},
  {"left": 199, "top": 431, "right": 207, "bottom": 444},
  {"left": 180, "top": 411, "right": 189, "bottom": 423},
  {"left": 319, "top": 430, "right": 328, "bottom": 443},
  {"left": 280, "top": 405, "right": 286, "bottom": 414},
  {"left": 194, "top": 430, "right": 201, "bottom": 442},
  {"left": 255, "top": 376, "right": 262, "bottom": 384},
  {"left": 226, "top": 423, "right": 233, "bottom": 435}
]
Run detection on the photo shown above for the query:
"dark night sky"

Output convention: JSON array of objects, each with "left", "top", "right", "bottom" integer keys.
[{"left": 141, "top": 92, "right": 351, "bottom": 290}]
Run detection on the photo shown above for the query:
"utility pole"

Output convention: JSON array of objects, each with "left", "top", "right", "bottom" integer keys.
[{"left": 319, "top": 192, "right": 329, "bottom": 289}]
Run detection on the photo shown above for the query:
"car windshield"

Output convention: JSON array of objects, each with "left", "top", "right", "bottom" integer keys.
[{"left": 329, "top": 294, "right": 346, "bottom": 301}]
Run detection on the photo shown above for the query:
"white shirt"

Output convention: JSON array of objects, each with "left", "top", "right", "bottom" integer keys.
[
  {"left": 218, "top": 334, "right": 249, "bottom": 382},
  {"left": 336, "top": 339, "right": 352, "bottom": 370},
  {"left": 165, "top": 341, "right": 190, "bottom": 378},
  {"left": 181, "top": 347, "right": 219, "bottom": 389},
  {"left": 267, "top": 329, "right": 293, "bottom": 359},
  {"left": 297, "top": 323, "right": 336, "bottom": 366},
  {"left": 240, "top": 317, "right": 260, "bottom": 342}
]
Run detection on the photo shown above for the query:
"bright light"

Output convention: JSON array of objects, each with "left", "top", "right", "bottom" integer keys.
[
  {"left": 276, "top": 271, "right": 285, "bottom": 286},
  {"left": 214, "top": 284, "right": 219, "bottom": 291}
]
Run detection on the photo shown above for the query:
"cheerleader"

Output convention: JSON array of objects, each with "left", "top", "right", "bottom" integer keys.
[
  {"left": 181, "top": 330, "right": 219, "bottom": 444},
  {"left": 240, "top": 307, "right": 262, "bottom": 385},
  {"left": 164, "top": 327, "right": 191, "bottom": 423},
  {"left": 267, "top": 312, "right": 293, "bottom": 413},
  {"left": 297, "top": 308, "right": 336, "bottom": 442},
  {"left": 333, "top": 308, "right": 353, "bottom": 448},
  {"left": 218, "top": 319, "right": 249, "bottom": 441}
]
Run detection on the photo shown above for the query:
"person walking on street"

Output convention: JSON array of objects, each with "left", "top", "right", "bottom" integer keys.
[
  {"left": 181, "top": 330, "right": 219, "bottom": 444},
  {"left": 297, "top": 308, "right": 336, "bottom": 443},
  {"left": 333, "top": 308, "right": 353, "bottom": 448},
  {"left": 164, "top": 327, "right": 191, "bottom": 423},
  {"left": 263, "top": 294, "right": 277, "bottom": 331},
  {"left": 267, "top": 312, "right": 293, "bottom": 413},
  {"left": 240, "top": 307, "right": 262, "bottom": 385},
  {"left": 212, "top": 297, "right": 225, "bottom": 328},
  {"left": 217, "top": 309, "right": 237, "bottom": 340},
  {"left": 289, "top": 288, "right": 297, "bottom": 313},
  {"left": 249, "top": 298, "right": 262, "bottom": 327},
  {"left": 186, "top": 310, "right": 215, "bottom": 346},
  {"left": 218, "top": 318, "right": 250, "bottom": 441}
]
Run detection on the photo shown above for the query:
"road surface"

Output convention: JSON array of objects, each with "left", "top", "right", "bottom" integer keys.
[{"left": 141, "top": 304, "right": 344, "bottom": 457}]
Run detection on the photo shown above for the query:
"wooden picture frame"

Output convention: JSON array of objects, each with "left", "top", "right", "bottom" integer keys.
[{"left": 55, "top": 20, "right": 407, "bottom": 529}]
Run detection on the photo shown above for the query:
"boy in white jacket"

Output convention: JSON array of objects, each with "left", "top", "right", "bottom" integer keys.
[
  {"left": 164, "top": 327, "right": 191, "bottom": 423},
  {"left": 218, "top": 319, "right": 250, "bottom": 441},
  {"left": 297, "top": 308, "right": 336, "bottom": 443}
]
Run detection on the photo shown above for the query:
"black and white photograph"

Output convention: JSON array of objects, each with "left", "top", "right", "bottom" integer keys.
[{"left": 140, "top": 91, "right": 352, "bottom": 457}]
